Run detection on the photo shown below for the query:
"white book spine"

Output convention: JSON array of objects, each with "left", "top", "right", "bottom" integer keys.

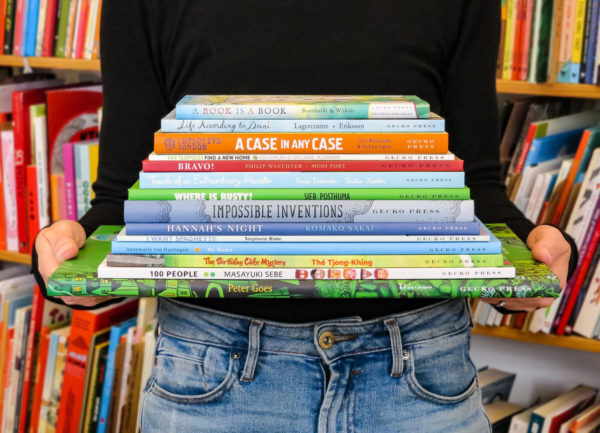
[
  {"left": 148, "top": 152, "right": 457, "bottom": 162},
  {"left": 34, "top": 109, "right": 51, "bottom": 228},
  {"left": 115, "top": 233, "right": 491, "bottom": 243},
  {"left": 35, "top": 0, "right": 48, "bottom": 56},
  {"left": 97, "top": 264, "right": 515, "bottom": 280},
  {"left": 573, "top": 262, "right": 600, "bottom": 337}
]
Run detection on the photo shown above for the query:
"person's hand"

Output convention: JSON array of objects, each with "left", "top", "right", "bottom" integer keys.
[
  {"left": 482, "top": 225, "right": 571, "bottom": 312},
  {"left": 35, "top": 220, "right": 110, "bottom": 307}
]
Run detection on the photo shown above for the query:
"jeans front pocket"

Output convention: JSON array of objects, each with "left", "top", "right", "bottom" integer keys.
[
  {"left": 150, "top": 332, "right": 241, "bottom": 404},
  {"left": 405, "top": 328, "right": 478, "bottom": 405}
]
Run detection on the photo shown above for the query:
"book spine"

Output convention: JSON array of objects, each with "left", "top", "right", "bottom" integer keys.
[
  {"left": 41, "top": 0, "right": 57, "bottom": 56},
  {"left": 82, "top": 0, "right": 96, "bottom": 58},
  {"left": 555, "top": 217, "right": 600, "bottom": 334},
  {"left": 90, "top": 0, "right": 100, "bottom": 58},
  {"left": 175, "top": 100, "right": 430, "bottom": 121},
  {"left": 33, "top": 106, "right": 50, "bottom": 230},
  {"left": 26, "top": 165, "right": 39, "bottom": 248},
  {"left": 73, "top": 0, "right": 88, "bottom": 58},
  {"left": 128, "top": 186, "right": 471, "bottom": 201},
  {"left": 23, "top": 0, "right": 38, "bottom": 55},
  {"left": 116, "top": 233, "right": 490, "bottom": 243},
  {"left": 138, "top": 171, "right": 465, "bottom": 189},
  {"left": 512, "top": 0, "right": 525, "bottom": 79},
  {"left": 520, "top": 0, "right": 535, "bottom": 80},
  {"left": 594, "top": 3, "right": 600, "bottom": 82},
  {"left": 74, "top": 143, "right": 89, "bottom": 219},
  {"left": 142, "top": 159, "right": 464, "bottom": 172},
  {"left": 47, "top": 275, "right": 559, "bottom": 299},
  {"left": 98, "top": 266, "right": 515, "bottom": 281},
  {"left": 110, "top": 239, "right": 501, "bottom": 255},
  {"left": 0, "top": 134, "right": 5, "bottom": 251},
  {"left": 564, "top": 245, "right": 600, "bottom": 333},
  {"left": 34, "top": 0, "right": 46, "bottom": 55},
  {"left": 30, "top": 327, "right": 50, "bottom": 433},
  {"left": 0, "top": 0, "right": 7, "bottom": 54},
  {"left": 160, "top": 118, "right": 446, "bottom": 134},
  {"left": 109, "top": 253, "right": 504, "bottom": 268},
  {"left": 53, "top": 0, "right": 70, "bottom": 56},
  {"left": 2, "top": 130, "right": 19, "bottom": 251},
  {"left": 3, "top": 0, "right": 15, "bottom": 53},
  {"left": 62, "top": 143, "right": 77, "bottom": 221},
  {"left": 155, "top": 132, "right": 448, "bottom": 153},
  {"left": 123, "top": 199, "right": 475, "bottom": 223},
  {"left": 503, "top": 0, "right": 517, "bottom": 78},
  {"left": 569, "top": 0, "right": 588, "bottom": 81},
  {"left": 579, "top": 0, "right": 594, "bottom": 82},
  {"left": 124, "top": 221, "right": 482, "bottom": 236},
  {"left": 11, "top": 96, "right": 30, "bottom": 254},
  {"left": 64, "top": 0, "right": 78, "bottom": 57},
  {"left": 573, "top": 262, "right": 600, "bottom": 337},
  {"left": 584, "top": 0, "right": 600, "bottom": 82},
  {"left": 528, "top": 414, "right": 545, "bottom": 433},
  {"left": 12, "top": 0, "right": 24, "bottom": 54},
  {"left": 558, "top": 0, "right": 577, "bottom": 81},
  {"left": 534, "top": 0, "right": 555, "bottom": 82},
  {"left": 88, "top": 143, "right": 98, "bottom": 200},
  {"left": 148, "top": 152, "right": 457, "bottom": 161}
]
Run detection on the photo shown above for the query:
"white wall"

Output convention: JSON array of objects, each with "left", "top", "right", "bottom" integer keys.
[{"left": 471, "top": 334, "right": 600, "bottom": 406}]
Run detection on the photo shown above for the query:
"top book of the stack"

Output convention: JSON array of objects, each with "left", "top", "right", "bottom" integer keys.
[{"left": 175, "top": 95, "right": 430, "bottom": 119}]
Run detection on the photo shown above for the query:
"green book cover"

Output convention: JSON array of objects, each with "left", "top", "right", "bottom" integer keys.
[
  {"left": 127, "top": 180, "right": 471, "bottom": 201},
  {"left": 47, "top": 224, "right": 560, "bottom": 299}
]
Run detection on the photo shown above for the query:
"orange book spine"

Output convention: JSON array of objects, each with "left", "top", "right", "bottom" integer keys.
[
  {"left": 154, "top": 132, "right": 449, "bottom": 154},
  {"left": 551, "top": 129, "right": 590, "bottom": 225},
  {"left": 55, "top": 301, "right": 138, "bottom": 433},
  {"left": 29, "top": 326, "right": 50, "bottom": 433}
]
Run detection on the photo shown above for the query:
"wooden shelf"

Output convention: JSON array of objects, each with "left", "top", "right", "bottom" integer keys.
[
  {"left": 472, "top": 324, "right": 600, "bottom": 354},
  {"left": 496, "top": 79, "right": 600, "bottom": 99},
  {"left": 0, "top": 55, "right": 100, "bottom": 71},
  {"left": 0, "top": 250, "right": 31, "bottom": 265}
]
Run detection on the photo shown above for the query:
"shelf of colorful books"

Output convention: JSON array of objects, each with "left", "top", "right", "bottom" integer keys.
[
  {"left": 0, "top": 250, "right": 32, "bottom": 265},
  {"left": 0, "top": 55, "right": 100, "bottom": 71},
  {"left": 472, "top": 324, "right": 600, "bottom": 354},
  {"left": 496, "top": 79, "right": 600, "bottom": 99}
]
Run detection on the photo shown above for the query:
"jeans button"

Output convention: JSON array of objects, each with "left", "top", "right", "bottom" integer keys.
[{"left": 319, "top": 331, "right": 335, "bottom": 349}]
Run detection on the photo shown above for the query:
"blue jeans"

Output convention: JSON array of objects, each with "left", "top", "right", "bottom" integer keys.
[{"left": 139, "top": 299, "right": 491, "bottom": 433}]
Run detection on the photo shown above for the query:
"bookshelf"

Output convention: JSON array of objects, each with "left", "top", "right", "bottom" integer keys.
[
  {"left": 0, "top": 55, "right": 100, "bottom": 71},
  {"left": 496, "top": 79, "right": 600, "bottom": 99},
  {"left": 0, "top": 250, "right": 32, "bottom": 265},
  {"left": 472, "top": 325, "right": 600, "bottom": 354}
]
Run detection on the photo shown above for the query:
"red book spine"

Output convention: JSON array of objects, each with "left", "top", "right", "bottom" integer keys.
[
  {"left": 515, "top": 124, "right": 538, "bottom": 174},
  {"left": 11, "top": 93, "right": 33, "bottom": 254},
  {"left": 73, "top": 0, "right": 89, "bottom": 58},
  {"left": 42, "top": 0, "right": 59, "bottom": 57},
  {"left": 26, "top": 165, "right": 39, "bottom": 253},
  {"left": 17, "top": 285, "right": 44, "bottom": 433},
  {"left": 142, "top": 158, "right": 465, "bottom": 172},
  {"left": 12, "top": 0, "right": 25, "bottom": 55},
  {"left": 519, "top": 0, "right": 535, "bottom": 80},
  {"left": 555, "top": 217, "right": 600, "bottom": 335},
  {"left": 55, "top": 300, "right": 138, "bottom": 433},
  {"left": 29, "top": 326, "right": 50, "bottom": 433},
  {"left": 0, "top": 0, "right": 8, "bottom": 54},
  {"left": 512, "top": 0, "right": 526, "bottom": 79}
]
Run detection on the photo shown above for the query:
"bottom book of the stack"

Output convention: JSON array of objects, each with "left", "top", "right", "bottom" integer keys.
[{"left": 46, "top": 224, "right": 560, "bottom": 299}]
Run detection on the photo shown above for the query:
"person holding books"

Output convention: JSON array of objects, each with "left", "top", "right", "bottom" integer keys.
[{"left": 33, "top": 0, "right": 577, "bottom": 432}]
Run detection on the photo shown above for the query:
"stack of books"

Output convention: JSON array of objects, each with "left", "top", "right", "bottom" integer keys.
[{"left": 47, "top": 95, "right": 559, "bottom": 300}]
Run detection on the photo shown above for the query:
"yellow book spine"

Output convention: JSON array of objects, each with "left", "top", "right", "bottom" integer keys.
[
  {"left": 88, "top": 144, "right": 99, "bottom": 200},
  {"left": 503, "top": 0, "right": 517, "bottom": 79}
]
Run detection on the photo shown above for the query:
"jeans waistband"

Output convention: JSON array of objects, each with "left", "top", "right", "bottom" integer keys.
[{"left": 157, "top": 298, "right": 472, "bottom": 364}]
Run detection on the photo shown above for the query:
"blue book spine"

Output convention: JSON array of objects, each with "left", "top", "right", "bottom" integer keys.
[
  {"left": 124, "top": 200, "right": 475, "bottom": 223},
  {"left": 160, "top": 112, "right": 445, "bottom": 133},
  {"left": 74, "top": 144, "right": 90, "bottom": 219},
  {"left": 585, "top": 0, "right": 600, "bottom": 83},
  {"left": 24, "top": 0, "right": 40, "bottom": 56},
  {"left": 138, "top": 172, "right": 465, "bottom": 189},
  {"left": 523, "top": 129, "right": 583, "bottom": 169},
  {"left": 110, "top": 239, "right": 501, "bottom": 255},
  {"left": 96, "top": 317, "right": 137, "bottom": 433},
  {"left": 124, "top": 221, "right": 483, "bottom": 236}
]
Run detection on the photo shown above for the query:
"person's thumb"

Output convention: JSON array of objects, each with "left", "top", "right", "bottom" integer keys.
[
  {"left": 526, "top": 225, "right": 571, "bottom": 288},
  {"left": 35, "top": 220, "right": 86, "bottom": 282}
]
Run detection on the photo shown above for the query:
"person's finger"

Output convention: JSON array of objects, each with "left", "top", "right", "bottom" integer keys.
[
  {"left": 480, "top": 297, "right": 554, "bottom": 312},
  {"left": 60, "top": 296, "right": 109, "bottom": 306}
]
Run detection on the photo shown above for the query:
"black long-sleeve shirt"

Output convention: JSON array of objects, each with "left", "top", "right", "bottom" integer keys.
[{"left": 41, "top": 0, "right": 563, "bottom": 321}]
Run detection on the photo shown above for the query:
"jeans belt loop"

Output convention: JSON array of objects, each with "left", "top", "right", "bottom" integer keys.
[
  {"left": 384, "top": 318, "right": 404, "bottom": 378},
  {"left": 242, "top": 319, "right": 264, "bottom": 382}
]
